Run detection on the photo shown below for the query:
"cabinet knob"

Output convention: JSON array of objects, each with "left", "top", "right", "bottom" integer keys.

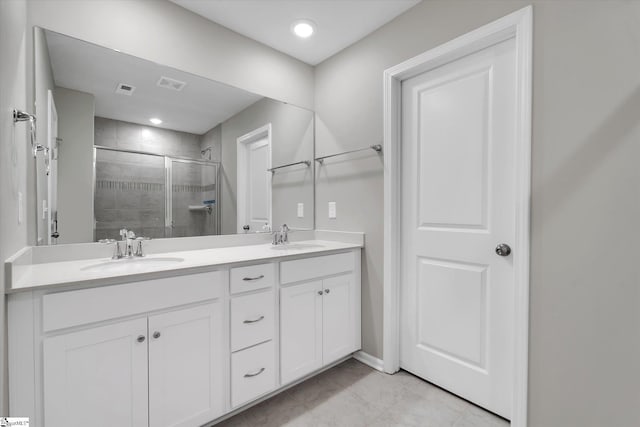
[
  {"left": 324, "top": 289, "right": 330, "bottom": 294},
  {"left": 318, "top": 290, "right": 323, "bottom": 296},
  {"left": 137, "top": 335, "right": 146, "bottom": 343},
  {"left": 153, "top": 331, "right": 161, "bottom": 339}
]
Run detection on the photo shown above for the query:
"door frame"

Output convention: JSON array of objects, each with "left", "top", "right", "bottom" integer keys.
[
  {"left": 236, "top": 123, "right": 272, "bottom": 233},
  {"left": 383, "top": 6, "right": 532, "bottom": 426},
  {"left": 46, "top": 89, "right": 58, "bottom": 245}
]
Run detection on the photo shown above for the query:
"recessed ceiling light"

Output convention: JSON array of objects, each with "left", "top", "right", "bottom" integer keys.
[
  {"left": 149, "top": 118, "right": 162, "bottom": 125},
  {"left": 292, "top": 20, "right": 315, "bottom": 38}
]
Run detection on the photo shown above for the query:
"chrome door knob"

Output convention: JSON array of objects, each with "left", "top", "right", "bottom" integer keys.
[{"left": 495, "top": 243, "right": 511, "bottom": 257}]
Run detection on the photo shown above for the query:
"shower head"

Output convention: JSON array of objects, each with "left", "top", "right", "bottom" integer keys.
[{"left": 201, "top": 146, "right": 212, "bottom": 160}]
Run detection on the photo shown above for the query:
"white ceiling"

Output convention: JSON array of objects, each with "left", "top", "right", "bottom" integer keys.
[
  {"left": 46, "top": 31, "right": 262, "bottom": 135},
  {"left": 170, "top": 0, "right": 421, "bottom": 65}
]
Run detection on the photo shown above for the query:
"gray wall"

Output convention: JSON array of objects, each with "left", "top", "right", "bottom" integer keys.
[
  {"left": 0, "top": 0, "right": 29, "bottom": 411},
  {"left": 314, "top": 1, "right": 640, "bottom": 425},
  {"left": 33, "top": 26, "right": 55, "bottom": 245},
  {"left": 55, "top": 87, "right": 94, "bottom": 243},
  {"left": 220, "top": 98, "right": 314, "bottom": 234},
  {"left": 27, "top": 0, "right": 313, "bottom": 110}
]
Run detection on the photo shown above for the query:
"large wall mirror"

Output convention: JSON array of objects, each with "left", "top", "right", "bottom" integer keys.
[{"left": 33, "top": 27, "right": 314, "bottom": 245}]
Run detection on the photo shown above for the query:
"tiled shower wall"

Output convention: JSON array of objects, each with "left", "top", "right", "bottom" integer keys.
[
  {"left": 170, "top": 160, "right": 219, "bottom": 238},
  {"left": 94, "top": 117, "right": 219, "bottom": 241},
  {"left": 95, "top": 116, "right": 202, "bottom": 158},
  {"left": 94, "top": 148, "right": 166, "bottom": 240}
]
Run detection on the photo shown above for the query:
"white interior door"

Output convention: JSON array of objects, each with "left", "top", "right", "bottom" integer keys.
[
  {"left": 237, "top": 124, "right": 271, "bottom": 233},
  {"left": 400, "top": 37, "right": 517, "bottom": 418}
]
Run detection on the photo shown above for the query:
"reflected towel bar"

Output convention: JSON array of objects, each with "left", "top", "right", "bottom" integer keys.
[
  {"left": 268, "top": 160, "right": 311, "bottom": 173},
  {"left": 315, "top": 144, "right": 382, "bottom": 164}
]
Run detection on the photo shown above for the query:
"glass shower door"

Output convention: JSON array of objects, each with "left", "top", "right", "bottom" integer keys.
[
  {"left": 94, "top": 148, "right": 166, "bottom": 241},
  {"left": 168, "top": 158, "right": 220, "bottom": 238}
]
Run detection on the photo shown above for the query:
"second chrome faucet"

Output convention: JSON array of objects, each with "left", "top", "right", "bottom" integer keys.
[{"left": 272, "top": 224, "right": 290, "bottom": 245}]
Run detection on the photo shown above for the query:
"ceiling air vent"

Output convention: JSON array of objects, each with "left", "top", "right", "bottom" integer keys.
[
  {"left": 115, "top": 83, "right": 136, "bottom": 96},
  {"left": 157, "top": 76, "right": 187, "bottom": 91}
]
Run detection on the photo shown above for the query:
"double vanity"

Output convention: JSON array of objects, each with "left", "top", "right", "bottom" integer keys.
[{"left": 6, "top": 232, "right": 362, "bottom": 427}]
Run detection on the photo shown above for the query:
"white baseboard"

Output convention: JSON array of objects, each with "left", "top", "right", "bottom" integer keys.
[{"left": 352, "top": 351, "right": 385, "bottom": 372}]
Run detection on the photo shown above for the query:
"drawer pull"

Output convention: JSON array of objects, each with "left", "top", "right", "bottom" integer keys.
[
  {"left": 244, "top": 367, "right": 266, "bottom": 378},
  {"left": 243, "top": 315, "right": 265, "bottom": 324},
  {"left": 243, "top": 275, "right": 265, "bottom": 281}
]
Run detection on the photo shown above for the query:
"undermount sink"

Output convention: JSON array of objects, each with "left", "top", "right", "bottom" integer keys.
[
  {"left": 81, "top": 257, "right": 185, "bottom": 273},
  {"left": 270, "top": 243, "right": 325, "bottom": 251}
]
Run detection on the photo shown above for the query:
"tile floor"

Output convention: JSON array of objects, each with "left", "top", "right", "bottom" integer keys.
[{"left": 218, "top": 358, "right": 509, "bottom": 427}]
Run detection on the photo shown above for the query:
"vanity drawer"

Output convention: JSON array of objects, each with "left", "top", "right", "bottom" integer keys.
[
  {"left": 280, "top": 252, "right": 354, "bottom": 285},
  {"left": 231, "top": 340, "right": 276, "bottom": 408},
  {"left": 42, "top": 271, "right": 223, "bottom": 332},
  {"left": 231, "top": 290, "right": 274, "bottom": 352},
  {"left": 230, "top": 263, "right": 274, "bottom": 294}
]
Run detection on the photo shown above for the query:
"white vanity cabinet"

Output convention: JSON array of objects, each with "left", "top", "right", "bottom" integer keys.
[
  {"left": 7, "top": 243, "right": 362, "bottom": 427},
  {"left": 44, "top": 302, "right": 223, "bottom": 427},
  {"left": 11, "top": 271, "right": 227, "bottom": 427},
  {"left": 280, "top": 252, "right": 361, "bottom": 385},
  {"left": 43, "top": 318, "right": 150, "bottom": 427}
]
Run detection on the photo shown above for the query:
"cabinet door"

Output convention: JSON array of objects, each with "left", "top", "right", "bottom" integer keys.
[
  {"left": 43, "top": 318, "right": 149, "bottom": 427},
  {"left": 280, "top": 280, "right": 323, "bottom": 384},
  {"left": 322, "top": 274, "right": 356, "bottom": 364},
  {"left": 148, "top": 302, "right": 225, "bottom": 427}
]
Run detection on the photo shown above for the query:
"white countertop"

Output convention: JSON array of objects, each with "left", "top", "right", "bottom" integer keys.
[{"left": 7, "top": 240, "right": 362, "bottom": 292}]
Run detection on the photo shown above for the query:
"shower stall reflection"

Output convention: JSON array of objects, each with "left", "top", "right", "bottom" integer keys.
[{"left": 94, "top": 147, "right": 220, "bottom": 241}]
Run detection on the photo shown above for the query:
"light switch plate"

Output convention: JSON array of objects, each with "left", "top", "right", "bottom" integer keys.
[
  {"left": 328, "top": 201, "right": 337, "bottom": 219},
  {"left": 297, "top": 203, "right": 304, "bottom": 218}
]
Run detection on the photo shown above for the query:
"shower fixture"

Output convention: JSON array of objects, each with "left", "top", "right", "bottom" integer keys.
[{"left": 201, "top": 146, "right": 212, "bottom": 160}]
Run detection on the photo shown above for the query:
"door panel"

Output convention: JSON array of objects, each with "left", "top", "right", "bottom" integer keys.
[
  {"left": 322, "top": 274, "right": 355, "bottom": 364},
  {"left": 416, "top": 259, "right": 487, "bottom": 368},
  {"left": 148, "top": 303, "right": 225, "bottom": 427},
  {"left": 416, "top": 67, "right": 490, "bottom": 230},
  {"left": 238, "top": 133, "right": 272, "bottom": 233},
  {"left": 43, "top": 318, "right": 148, "bottom": 427},
  {"left": 400, "top": 37, "right": 516, "bottom": 418},
  {"left": 248, "top": 138, "right": 271, "bottom": 230},
  {"left": 280, "top": 281, "right": 323, "bottom": 384}
]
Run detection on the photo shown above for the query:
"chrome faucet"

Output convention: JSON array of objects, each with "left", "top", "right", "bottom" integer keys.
[
  {"left": 125, "top": 230, "right": 136, "bottom": 257},
  {"left": 272, "top": 224, "right": 290, "bottom": 245},
  {"left": 110, "top": 228, "right": 146, "bottom": 259}
]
